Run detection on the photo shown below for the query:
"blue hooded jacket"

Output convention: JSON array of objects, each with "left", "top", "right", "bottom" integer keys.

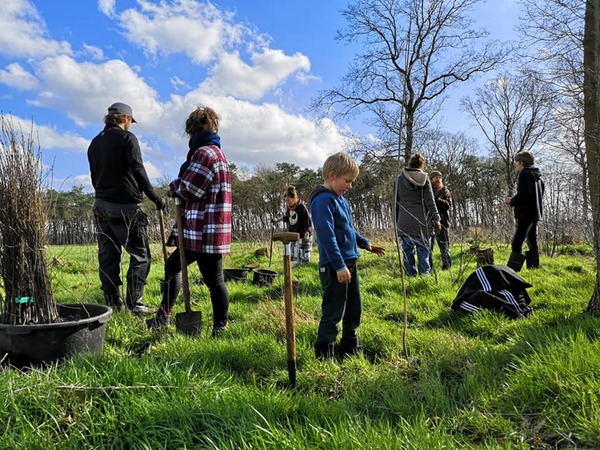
[{"left": 309, "top": 185, "right": 370, "bottom": 271}]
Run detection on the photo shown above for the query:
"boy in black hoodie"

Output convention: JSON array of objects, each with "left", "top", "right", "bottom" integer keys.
[{"left": 504, "top": 151, "right": 545, "bottom": 271}]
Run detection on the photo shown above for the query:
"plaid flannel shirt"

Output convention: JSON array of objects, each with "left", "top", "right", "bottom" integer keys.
[{"left": 170, "top": 145, "right": 232, "bottom": 254}]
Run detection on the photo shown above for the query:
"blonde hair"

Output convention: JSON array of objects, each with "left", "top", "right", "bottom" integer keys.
[{"left": 322, "top": 152, "right": 359, "bottom": 179}]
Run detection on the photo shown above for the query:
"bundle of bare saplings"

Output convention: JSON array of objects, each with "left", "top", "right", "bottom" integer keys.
[{"left": 0, "top": 116, "right": 57, "bottom": 325}]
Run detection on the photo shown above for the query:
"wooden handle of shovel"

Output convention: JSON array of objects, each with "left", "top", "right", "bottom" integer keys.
[
  {"left": 174, "top": 198, "right": 191, "bottom": 314},
  {"left": 282, "top": 247, "right": 297, "bottom": 387},
  {"left": 158, "top": 209, "right": 168, "bottom": 262}
]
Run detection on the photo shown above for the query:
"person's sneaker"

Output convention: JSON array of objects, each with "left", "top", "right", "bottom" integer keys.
[
  {"left": 130, "top": 304, "right": 154, "bottom": 317},
  {"left": 146, "top": 315, "right": 170, "bottom": 329}
]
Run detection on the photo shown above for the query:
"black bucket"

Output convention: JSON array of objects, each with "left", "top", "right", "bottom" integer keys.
[
  {"left": 224, "top": 268, "right": 249, "bottom": 282},
  {"left": 0, "top": 303, "right": 112, "bottom": 366},
  {"left": 252, "top": 269, "right": 278, "bottom": 286}
]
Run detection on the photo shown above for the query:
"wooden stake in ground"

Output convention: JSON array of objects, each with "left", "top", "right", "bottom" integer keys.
[{"left": 272, "top": 231, "right": 300, "bottom": 387}]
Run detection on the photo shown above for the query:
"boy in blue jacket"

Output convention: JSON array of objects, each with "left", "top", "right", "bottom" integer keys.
[{"left": 309, "top": 152, "right": 385, "bottom": 360}]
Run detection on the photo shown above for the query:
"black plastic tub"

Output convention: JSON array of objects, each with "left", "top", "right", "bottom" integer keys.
[
  {"left": 0, "top": 303, "right": 112, "bottom": 366},
  {"left": 224, "top": 268, "right": 249, "bottom": 282},
  {"left": 252, "top": 269, "right": 278, "bottom": 286}
]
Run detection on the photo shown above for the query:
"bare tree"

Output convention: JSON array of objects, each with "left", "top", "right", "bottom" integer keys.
[
  {"left": 462, "top": 71, "right": 555, "bottom": 193},
  {"left": 583, "top": 0, "right": 600, "bottom": 314},
  {"left": 311, "top": 0, "right": 509, "bottom": 162},
  {"left": 518, "top": 0, "right": 590, "bottom": 220},
  {"left": 544, "top": 98, "right": 590, "bottom": 219},
  {"left": 518, "top": 0, "right": 583, "bottom": 93}
]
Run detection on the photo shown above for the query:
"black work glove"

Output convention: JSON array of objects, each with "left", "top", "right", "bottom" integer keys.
[{"left": 155, "top": 198, "right": 167, "bottom": 210}]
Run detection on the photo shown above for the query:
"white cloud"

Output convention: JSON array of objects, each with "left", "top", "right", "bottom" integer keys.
[
  {"left": 137, "top": 89, "right": 347, "bottom": 173},
  {"left": 31, "top": 55, "right": 162, "bottom": 127},
  {"left": 98, "top": 0, "right": 116, "bottom": 17},
  {"left": 0, "top": 0, "right": 351, "bottom": 192},
  {"left": 68, "top": 173, "right": 93, "bottom": 190},
  {"left": 0, "top": 0, "right": 72, "bottom": 59},
  {"left": 0, "top": 63, "right": 39, "bottom": 90},
  {"left": 201, "top": 49, "right": 310, "bottom": 101},
  {"left": 193, "top": 95, "right": 347, "bottom": 169},
  {"left": 81, "top": 44, "right": 105, "bottom": 61},
  {"left": 143, "top": 160, "right": 162, "bottom": 179},
  {"left": 118, "top": 0, "right": 244, "bottom": 64},
  {"left": 5, "top": 115, "right": 89, "bottom": 153},
  {"left": 170, "top": 75, "right": 190, "bottom": 91}
]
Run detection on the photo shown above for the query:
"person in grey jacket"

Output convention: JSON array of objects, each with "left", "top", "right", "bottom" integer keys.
[{"left": 395, "top": 153, "right": 441, "bottom": 276}]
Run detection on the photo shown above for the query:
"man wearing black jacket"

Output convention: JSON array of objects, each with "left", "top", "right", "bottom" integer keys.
[
  {"left": 430, "top": 171, "right": 453, "bottom": 270},
  {"left": 504, "top": 151, "right": 545, "bottom": 271},
  {"left": 88, "top": 102, "right": 165, "bottom": 315}
]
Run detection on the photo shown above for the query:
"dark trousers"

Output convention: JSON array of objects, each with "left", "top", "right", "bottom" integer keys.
[
  {"left": 511, "top": 219, "right": 538, "bottom": 253},
  {"left": 161, "top": 249, "right": 229, "bottom": 327},
  {"left": 316, "top": 261, "right": 362, "bottom": 346},
  {"left": 431, "top": 227, "right": 452, "bottom": 269},
  {"left": 93, "top": 199, "right": 150, "bottom": 305}
]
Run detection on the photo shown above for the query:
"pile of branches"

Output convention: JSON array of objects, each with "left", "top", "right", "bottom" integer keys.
[{"left": 0, "top": 116, "right": 57, "bottom": 325}]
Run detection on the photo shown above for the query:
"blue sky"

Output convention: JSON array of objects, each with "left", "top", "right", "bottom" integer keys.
[{"left": 0, "top": 0, "right": 519, "bottom": 192}]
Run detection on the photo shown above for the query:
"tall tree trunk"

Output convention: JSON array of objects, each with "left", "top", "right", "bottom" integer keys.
[
  {"left": 405, "top": 107, "right": 415, "bottom": 162},
  {"left": 583, "top": 0, "right": 600, "bottom": 314}
]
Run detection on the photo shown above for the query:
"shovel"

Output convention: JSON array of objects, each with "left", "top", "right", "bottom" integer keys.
[
  {"left": 158, "top": 208, "right": 169, "bottom": 262},
  {"left": 157, "top": 208, "right": 171, "bottom": 304},
  {"left": 173, "top": 197, "right": 202, "bottom": 335},
  {"left": 268, "top": 222, "right": 275, "bottom": 268},
  {"left": 272, "top": 231, "right": 300, "bottom": 387}
]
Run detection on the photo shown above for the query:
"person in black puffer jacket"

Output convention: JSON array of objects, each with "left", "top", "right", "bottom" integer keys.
[{"left": 504, "top": 151, "right": 545, "bottom": 271}]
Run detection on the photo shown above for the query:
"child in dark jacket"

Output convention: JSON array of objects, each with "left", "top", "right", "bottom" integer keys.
[
  {"left": 309, "top": 152, "right": 385, "bottom": 360},
  {"left": 504, "top": 151, "right": 545, "bottom": 271},
  {"left": 273, "top": 186, "right": 312, "bottom": 265}
]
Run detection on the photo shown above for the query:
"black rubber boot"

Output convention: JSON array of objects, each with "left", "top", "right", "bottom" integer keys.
[
  {"left": 525, "top": 251, "right": 540, "bottom": 269},
  {"left": 507, "top": 251, "right": 526, "bottom": 272},
  {"left": 314, "top": 342, "right": 335, "bottom": 361},
  {"left": 103, "top": 292, "right": 125, "bottom": 311},
  {"left": 147, "top": 274, "right": 181, "bottom": 327},
  {"left": 146, "top": 310, "right": 171, "bottom": 329},
  {"left": 162, "top": 274, "right": 181, "bottom": 311},
  {"left": 339, "top": 336, "right": 361, "bottom": 359},
  {"left": 211, "top": 322, "right": 228, "bottom": 338}
]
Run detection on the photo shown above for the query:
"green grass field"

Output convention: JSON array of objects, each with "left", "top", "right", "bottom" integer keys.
[{"left": 1, "top": 241, "right": 598, "bottom": 449}]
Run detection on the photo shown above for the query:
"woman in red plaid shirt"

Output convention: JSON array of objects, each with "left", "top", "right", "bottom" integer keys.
[{"left": 147, "top": 106, "right": 232, "bottom": 337}]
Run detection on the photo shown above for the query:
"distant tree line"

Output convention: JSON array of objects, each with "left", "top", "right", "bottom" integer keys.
[{"left": 44, "top": 145, "right": 591, "bottom": 252}]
